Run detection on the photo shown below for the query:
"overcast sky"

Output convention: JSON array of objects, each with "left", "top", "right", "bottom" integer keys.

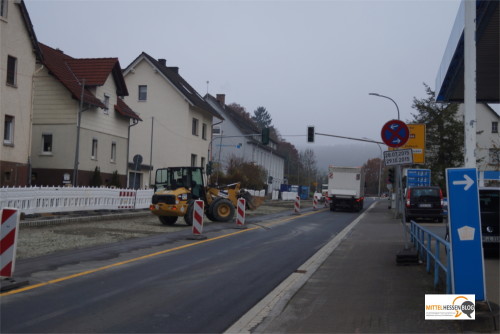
[{"left": 25, "top": 0, "right": 462, "bottom": 150}]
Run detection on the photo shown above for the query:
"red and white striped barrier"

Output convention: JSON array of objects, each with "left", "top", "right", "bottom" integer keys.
[
  {"left": 293, "top": 196, "right": 301, "bottom": 215},
  {"left": 192, "top": 200, "right": 205, "bottom": 236},
  {"left": 118, "top": 190, "right": 135, "bottom": 209},
  {"left": 313, "top": 196, "right": 318, "bottom": 211},
  {"left": 1, "top": 208, "right": 20, "bottom": 278},
  {"left": 236, "top": 198, "right": 246, "bottom": 228},
  {"left": 324, "top": 197, "right": 329, "bottom": 208}
]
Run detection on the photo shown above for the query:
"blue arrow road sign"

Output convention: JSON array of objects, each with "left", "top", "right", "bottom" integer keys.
[{"left": 446, "top": 168, "right": 485, "bottom": 301}]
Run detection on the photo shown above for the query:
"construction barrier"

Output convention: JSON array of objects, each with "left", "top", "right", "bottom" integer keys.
[
  {"left": 313, "top": 196, "right": 318, "bottom": 211},
  {"left": 1, "top": 208, "right": 20, "bottom": 278},
  {"left": 235, "top": 198, "right": 246, "bottom": 228},
  {"left": 187, "top": 200, "right": 207, "bottom": 240},
  {"left": 293, "top": 196, "right": 301, "bottom": 215},
  {"left": 118, "top": 190, "right": 135, "bottom": 209}
]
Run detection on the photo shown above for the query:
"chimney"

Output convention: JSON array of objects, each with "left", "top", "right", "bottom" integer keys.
[
  {"left": 158, "top": 58, "right": 166, "bottom": 66},
  {"left": 168, "top": 66, "right": 179, "bottom": 74},
  {"left": 216, "top": 94, "right": 226, "bottom": 106}
]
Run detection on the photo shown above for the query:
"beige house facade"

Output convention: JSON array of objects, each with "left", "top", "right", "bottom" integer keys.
[
  {"left": 123, "top": 53, "right": 222, "bottom": 189},
  {"left": 0, "top": 0, "right": 41, "bottom": 186},
  {"left": 30, "top": 43, "right": 140, "bottom": 186}
]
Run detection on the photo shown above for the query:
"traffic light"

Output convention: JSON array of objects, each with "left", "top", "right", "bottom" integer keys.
[
  {"left": 388, "top": 168, "right": 395, "bottom": 184},
  {"left": 206, "top": 161, "right": 213, "bottom": 175},
  {"left": 307, "top": 126, "right": 315, "bottom": 143},
  {"left": 261, "top": 127, "right": 270, "bottom": 145}
]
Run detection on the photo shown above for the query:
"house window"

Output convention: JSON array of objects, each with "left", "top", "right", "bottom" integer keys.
[
  {"left": 0, "top": 0, "right": 7, "bottom": 18},
  {"left": 6, "top": 56, "right": 17, "bottom": 86},
  {"left": 492, "top": 122, "right": 498, "bottom": 134},
  {"left": 138, "top": 85, "right": 147, "bottom": 101},
  {"left": 91, "top": 138, "right": 98, "bottom": 159},
  {"left": 202, "top": 123, "right": 207, "bottom": 140},
  {"left": 103, "top": 94, "right": 110, "bottom": 114},
  {"left": 111, "top": 142, "right": 116, "bottom": 162},
  {"left": 489, "top": 148, "right": 500, "bottom": 165},
  {"left": 42, "top": 134, "right": 53, "bottom": 153},
  {"left": 191, "top": 154, "right": 197, "bottom": 167},
  {"left": 3, "top": 115, "right": 14, "bottom": 145},
  {"left": 192, "top": 118, "right": 199, "bottom": 136},
  {"left": 201, "top": 157, "right": 205, "bottom": 169}
]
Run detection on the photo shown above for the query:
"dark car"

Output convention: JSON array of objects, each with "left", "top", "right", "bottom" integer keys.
[
  {"left": 405, "top": 186, "right": 443, "bottom": 222},
  {"left": 479, "top": 187, "right": 499, "bottom": 255}
]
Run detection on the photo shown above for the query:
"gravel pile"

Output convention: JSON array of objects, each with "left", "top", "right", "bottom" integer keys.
[{"left": 16, "top": 200, "right": 312, "bottom": 260}]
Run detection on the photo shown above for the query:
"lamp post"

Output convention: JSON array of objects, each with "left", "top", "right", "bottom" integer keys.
[{"left": 369, "top": 93, "right": 400, "bottom": 120}]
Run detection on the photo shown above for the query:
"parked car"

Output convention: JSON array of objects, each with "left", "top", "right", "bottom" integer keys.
[
  {"left": 405, "top": 186, "right": 444, "bottom": 223},
  {"left": 442, "top": 197, "right": 448, "bottom": 216},
  {"left": 479, "top": 187, "right": 499, "bottom": 255}
]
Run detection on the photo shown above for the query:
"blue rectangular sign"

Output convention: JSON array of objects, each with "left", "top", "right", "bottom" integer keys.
[
  {"left": 406, "top": 169, "right": 431, "bottom": 187},
  {"left": 446, "top": 168, "right": 485, "bottom": 301}
]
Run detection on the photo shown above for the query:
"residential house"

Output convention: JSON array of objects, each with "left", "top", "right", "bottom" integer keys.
[
  {"left": 457, "top": 103, "right": 500, "bottom": 171},
  {"left": 0, "top": 0, "right": 42, "bottom": 186},
  {"left": 30, "top": 43, "right": 141, "bottom": 187},
  {"left": 205, "top": 94, "right": 285, "bottom": 191},
  {"left": 123, "top": 53, "right": 223, "bottom": 188}
]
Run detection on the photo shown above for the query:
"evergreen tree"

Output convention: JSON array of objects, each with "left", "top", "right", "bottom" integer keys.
[
  {"left": 89, "top": 166, "right": 102, "bottom": 187},
  {"left": 409, "top": 83, "right": 463, "bottom": 192},
  {"left": 252, "top": 106, "right": 272, "bottom": 129}
]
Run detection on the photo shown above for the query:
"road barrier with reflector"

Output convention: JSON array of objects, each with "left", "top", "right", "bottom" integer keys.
[{"left": 1, "top": 208, "right": 20, "bottom": 278}]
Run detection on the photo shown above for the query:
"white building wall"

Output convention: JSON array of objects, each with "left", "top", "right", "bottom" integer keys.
[
  {"left": 206, "top": 97, "right": 285, "bottom": 191},
  {"left": 0, "top": 0, "right": 37, "bottom": 169},
  {"left": 32, "top": 68, "right": 130, "bottom": 178},
  {"left": 457, "top": 103, "right": 500, "bottom": 171},
  {"left": 124, "top": 58, "right": 212, "bottom": 188}
]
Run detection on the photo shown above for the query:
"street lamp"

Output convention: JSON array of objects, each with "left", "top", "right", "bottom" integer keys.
[{"left": 369, "top": 93, "right": 400, "bottom": 120}]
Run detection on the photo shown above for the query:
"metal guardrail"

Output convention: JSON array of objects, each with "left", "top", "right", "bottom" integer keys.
[{"left": 410, "top": 221, "right": 451, "bottom": 293}]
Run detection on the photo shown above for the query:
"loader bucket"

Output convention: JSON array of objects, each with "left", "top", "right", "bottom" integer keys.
[{"left": 241, "top": 191, "right": 265, "bottom": 210}]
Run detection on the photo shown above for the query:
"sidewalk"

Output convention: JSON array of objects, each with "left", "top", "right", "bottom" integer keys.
[{"left": 250, "top": 201, "right": 498, "bottom": 333}]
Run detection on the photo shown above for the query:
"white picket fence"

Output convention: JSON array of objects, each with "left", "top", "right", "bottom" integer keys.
[{"left": 0, "top": 186, "right": 154, "bottom": 215}]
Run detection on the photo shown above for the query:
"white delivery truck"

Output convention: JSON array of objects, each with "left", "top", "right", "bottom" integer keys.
[{"left": 327, "top": 165, "right": 365, "bottom": 212}]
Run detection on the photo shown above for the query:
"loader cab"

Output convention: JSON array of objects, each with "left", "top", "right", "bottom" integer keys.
[{"left": 154, "top": 167, "right": 205, "bottom": 199}]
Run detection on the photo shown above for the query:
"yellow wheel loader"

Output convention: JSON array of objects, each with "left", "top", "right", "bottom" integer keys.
[{"left": 149, "top": 166, "right": 264, "bottom": 225}]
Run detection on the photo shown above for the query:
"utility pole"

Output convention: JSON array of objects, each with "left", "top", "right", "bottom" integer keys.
[{"left": 73, "top": 79, "right": 85, "bottom": 187}]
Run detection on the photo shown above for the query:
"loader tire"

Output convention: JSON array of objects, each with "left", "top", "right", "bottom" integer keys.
[
  {"left": 184, "top": 201, "right": 194, "bottom": 226},
  {"left": 159, "top": 216, "right": 178, "bottom": 225},
  {"left": 211, "top": 198, "right": 235, "bottom": 222}
]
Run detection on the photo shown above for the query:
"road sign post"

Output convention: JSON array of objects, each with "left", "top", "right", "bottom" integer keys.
[{"left": 446, "top": 168, "right": 486, "bottom": 301}]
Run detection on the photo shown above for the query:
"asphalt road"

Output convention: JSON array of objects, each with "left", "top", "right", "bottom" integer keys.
[{"left": 0, "top": 200, "right": 374, "bottom": 333}]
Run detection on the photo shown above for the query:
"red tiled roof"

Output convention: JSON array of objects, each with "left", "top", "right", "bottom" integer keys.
[
  {"left": 38, "top": 43, "right": 129, "bottom": 110},
  {"left": 67, "top": 58, "right": 118, "bottom": 86},
  {"left": 115, "top": 98, "right": 141, "bottom": 121}
]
